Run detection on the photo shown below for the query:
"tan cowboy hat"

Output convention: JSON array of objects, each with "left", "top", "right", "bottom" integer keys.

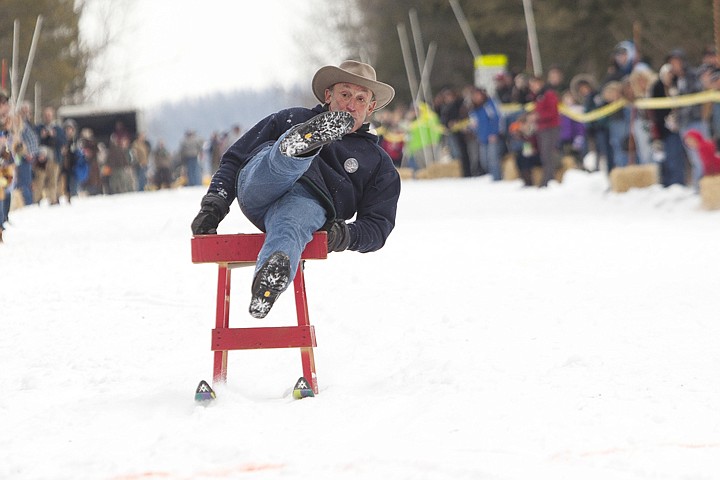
[{"left": 312, "top": 60, "right": 395, "bottom": 110}]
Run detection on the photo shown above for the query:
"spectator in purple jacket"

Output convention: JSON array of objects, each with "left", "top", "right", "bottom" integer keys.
[{"left": 559, "top": 90, "right": 586, "bottom": 168}]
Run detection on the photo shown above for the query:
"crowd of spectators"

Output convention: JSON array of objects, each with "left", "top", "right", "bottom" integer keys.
[
  {"left": 373, "top": 41, "right": 720, "bottom": 189},
  {"left": 0, "top": 96, "right": 245, "bottom": 242},
  {"left": 3, "top": 40, "right": 720, "bottom": 243}
]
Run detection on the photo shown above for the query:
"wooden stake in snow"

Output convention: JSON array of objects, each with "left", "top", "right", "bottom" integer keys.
[
  {"left": 522, "top": 0, "right": 543, "bottom": 76},
  {"left": 449, "top": 0, "right": 482, "bottom": 60},
  {"left": 16, "top": 15, "right": 43, "bottom": 112},
  {"left": 11, "top": 20, "right": 19, "bottom": 102}
]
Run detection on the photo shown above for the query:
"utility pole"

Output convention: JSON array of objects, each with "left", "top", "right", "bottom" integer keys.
[
  {"left": 16, "top": 15, "right": 44, "bottom": 111},
  {"left": 397, "top": 22, "right": 435, "bottom": 166},
  {"left": 522, "top": 0, "right": 543, "bottom": 76},
  {"left": 11, "top": 20, "right": 19, "bottom": 103},
  {"left": 34, "top": 82, "right": 42, "bottom": 124},
  {"left": 449, "top": 0, "right": 482, "bottom": 59},
  {"left": 409, "top": 9, "right": 433, "bottom": 105},
  {"left": 715, "top": 0, "right": 720, "bottom": 57}
]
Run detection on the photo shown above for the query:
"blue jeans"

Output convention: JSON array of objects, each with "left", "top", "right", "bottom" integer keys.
[
  {"left": 609, "top": 119, "right": 629, "bottom": 168},
  {"left": 15, "top": 162, "right": 33, "bottom": 205},
  {"left": 592, "top": 127, "right": 612, "bottom": 172},
  {"left": 66, "top": 173, "right": 78, "bottom": 197},
  {"left": 134, "top": 165, "right": 148, "bottom": 191},
  {"left": 2, "top": 187, "right": 10, "bottom": 224},
  {"left": 662, "top": 133, "right": 686, "bottom": 187},
  {"left": 236, "top": 138, "right": 328, "bottom": 283},
  {"left": 184, "top": 156, "right": 202, "bottom": 186},
  {"left": 479, "top": 141, "right": 501, "bottom": 181}
]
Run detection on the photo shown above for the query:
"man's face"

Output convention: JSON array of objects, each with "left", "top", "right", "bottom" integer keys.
[
  {"left": 614, "top": 51, "right": 628, "bottom": 66},
  {"left": 325, "top": 82, "right": 377, "bottom": 132},
  {"left": 548, "top": 68, "right": 563, "bottom": 84},
  {"left": 669, "top": 57, "right": 684, "bottom": 75},
  {"left": 529, "top": 79, "right": 542, "bottom": 93}
]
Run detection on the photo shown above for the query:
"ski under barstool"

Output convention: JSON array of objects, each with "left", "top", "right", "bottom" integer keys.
[{"left": 191, "top": 232, "right": 328, "bottom": 399}]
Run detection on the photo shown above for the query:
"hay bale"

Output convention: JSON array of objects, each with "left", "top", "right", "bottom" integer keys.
[
  {"left": 414, "top": 168, "right": 429, "bottom": 179},
  {"left": 555, "top": 155, "right": 579, "bottom": 183},
  {"left": 699, "top": 174, "right": 720, "bottom": 210},
  {"left": 609, "top": 164, "right": 659, "bottom": 193},
  {"left": 415, "top": 160, "right": 462, "bottom": 179},
  {"left": 10, "top": 189, "right": 26, "bottom": 211},
  {"left": 502, "top": 154, "right": 519, "bottom": 181},
  {"left": 396, "top": 167, "right": 415, "bottom": 180}
]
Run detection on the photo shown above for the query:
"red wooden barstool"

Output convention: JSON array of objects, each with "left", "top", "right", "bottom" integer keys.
[{"left": 191, "top": 232, "right": 327, "bottom": 394}]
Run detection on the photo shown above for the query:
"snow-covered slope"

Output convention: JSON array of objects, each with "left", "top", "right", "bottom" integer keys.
[{"left": 2, "top": 171, "right": 719, "bottom": 479}]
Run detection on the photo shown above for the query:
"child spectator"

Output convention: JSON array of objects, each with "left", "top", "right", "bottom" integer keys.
[{"left": 509, "top": 111, "right": 541, "bottom": 186}]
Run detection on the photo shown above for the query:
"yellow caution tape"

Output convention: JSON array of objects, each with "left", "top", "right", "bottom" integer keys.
[
  {"left": 497, "top": 90, "right": 719, "bottom": 124},
  {"left": 436, "top": 90, "right": 720, "bottom": 134},
  {"left": 633, "top": 90, "right": 720, "bottom": 109},
  {"left": 448, "top": 118, "right": 470, "bottom": 133},
  {"left": 560, "top": 100, "right": 628, "bottom": 123},
  {"left": 497, "top": 100, "right": 626, "bottom": 123}
]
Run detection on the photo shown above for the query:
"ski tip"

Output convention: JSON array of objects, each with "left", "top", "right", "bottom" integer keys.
[
  {"left": 292, "top": 376, "right": 315, "bottom": 400},
  {"left": 195, "top": 380, "right": 216, "bottom": 402}
]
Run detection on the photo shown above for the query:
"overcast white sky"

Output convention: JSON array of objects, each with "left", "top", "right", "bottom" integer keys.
[{"left": 80, "top": 0, "right": 336, "bottom": 108}]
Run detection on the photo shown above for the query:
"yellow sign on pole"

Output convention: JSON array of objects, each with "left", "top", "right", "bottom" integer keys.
[
  {"left": 474, "top": 54, "right": 508, "bottom": 68},
  {"left": 474, "top": 54, "right": 508, "bottom": 97}
]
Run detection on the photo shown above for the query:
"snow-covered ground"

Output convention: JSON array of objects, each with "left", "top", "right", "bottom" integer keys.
[{"left": 2, "top": 171, "right": 719, "bottom": 479}]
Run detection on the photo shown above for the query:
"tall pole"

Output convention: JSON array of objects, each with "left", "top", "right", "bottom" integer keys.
[
  {"left": 632, "top": 20, "right": 642, "bottom": 65},
  {"left": 715, "top": 0, "right": 720, "bottom": 58},
  {"left": 16, "top": 15, "right": 43, "bottom": 111},
  {"left": 409, "top": 9, "right": 433, "bottom": 105},
  {"left": 397, "top": 22, "right": 434, "bottom": 166},
  {"left": 415, "top": 42, "right": 437, "bottom": 106},
  {"left": 397, "top": 23, "right": 420, "bottom": 104},
  {"left": 34, "top": 82, "right": 41, "bottom": 124},
  {"left": 415, "top": 42, "right": 438, "bottom": 165},
  {"left": 11, "top": 20, "right": 19, "bottom": 103},
  {"left": 449, "top": 0, "right": 482, "bottom": 59},
  {"left": 522, "top": 0, "right": 543, "bottom": 76},
  {"left": 409, "top": 9, "right": 425, "bottom": 76}
]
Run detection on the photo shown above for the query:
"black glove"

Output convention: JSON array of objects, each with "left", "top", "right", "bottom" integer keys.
[
  {"left": 191, "top": 193, "right": 230, "bottom": 235},
  {"left": 326, "top": 220, "right": 351, "bottom": 252}
]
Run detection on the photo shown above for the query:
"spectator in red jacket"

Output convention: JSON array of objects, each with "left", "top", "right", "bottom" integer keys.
[{"left": 529, "top": 75, "right": 561, "bottom": 186}]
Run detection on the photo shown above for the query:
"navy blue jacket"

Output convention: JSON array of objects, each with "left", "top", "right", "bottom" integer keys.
[{"left": 208, "top": 104, "right": 400, "bottom": 253}]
